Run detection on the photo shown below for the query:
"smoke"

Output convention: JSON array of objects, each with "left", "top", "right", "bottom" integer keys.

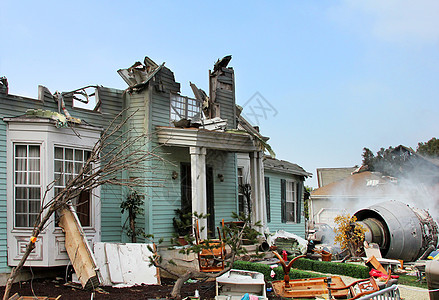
[
  {"left": 313, "top": 156, "right": 439, "bottom": 251},
  {"left": 325, "top": 170, "right": 439, "bottom": 220}
]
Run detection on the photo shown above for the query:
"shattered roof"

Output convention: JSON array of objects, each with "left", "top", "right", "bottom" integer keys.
[
  {"left": 117, "top": 56, "right": 165, "bottom": 92},
  {"left": 311, "top": 171, "right": 395, "bottom": 197},
  {"left": 317, "top": 167, "right": 358, "bottom": 188},
  {"left": 264, "top": 156, "right": 312, "bottom": 177}
]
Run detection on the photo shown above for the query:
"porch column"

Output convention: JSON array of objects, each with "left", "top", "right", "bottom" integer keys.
[
  {"left": 249, "top": 151, "right": 267, "bottom": 232},
  {"left": 190, "top": 147, "right": 207, "bottom": 239}
]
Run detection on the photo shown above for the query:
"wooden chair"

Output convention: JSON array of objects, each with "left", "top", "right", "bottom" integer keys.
[
  {"left": 195, "top": 219, "right": 225, "bottom": 272},
  {"left": 328, "top": 277, "right": 379, "bottom": 299}
]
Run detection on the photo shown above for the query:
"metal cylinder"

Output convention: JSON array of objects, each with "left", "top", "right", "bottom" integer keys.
[{"left": 354, "top": 200, "right": 438, "bottom": 262}]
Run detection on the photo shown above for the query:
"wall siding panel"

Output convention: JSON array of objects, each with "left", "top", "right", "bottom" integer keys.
[{"left": 264, "top": 170, "right": 306, "bottom": 238}]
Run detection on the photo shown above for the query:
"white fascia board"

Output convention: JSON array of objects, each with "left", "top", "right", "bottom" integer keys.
[{"left": 157, "top": 127, "right": 257, "bottom": 152}]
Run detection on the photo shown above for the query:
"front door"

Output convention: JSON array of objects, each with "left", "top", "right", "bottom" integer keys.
[
  {"left": 180, "top": 163, "right": 215, "bottom": 237},
  {"left": 206, "top": 166, "right": 215, "bottom": 237}
]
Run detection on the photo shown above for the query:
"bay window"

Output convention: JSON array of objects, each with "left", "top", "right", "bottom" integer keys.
[{"left": 7, "top": 118, "right": 101, "bottom": 267}]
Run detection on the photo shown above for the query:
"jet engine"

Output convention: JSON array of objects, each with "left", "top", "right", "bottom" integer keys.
[{"left": 354, "top": 200, "right": 438, "bottom": 262}]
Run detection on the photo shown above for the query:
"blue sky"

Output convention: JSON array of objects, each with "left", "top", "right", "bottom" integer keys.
[{"left": 2, "top": 1, "right": 439, "bottom": 188}]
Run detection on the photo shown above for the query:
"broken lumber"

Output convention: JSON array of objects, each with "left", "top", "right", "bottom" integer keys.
[{"left": 58, "top": 205, "right": 100, "bottom": 289}]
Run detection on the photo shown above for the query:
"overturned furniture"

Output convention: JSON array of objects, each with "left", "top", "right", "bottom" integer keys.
[
  {"left": 271, "top": 251, "right": 348, "bottom": 298},
  {"left": 271, "top": 276, "right": 349, "bottom": 298},
  {"left": 328, "top": 277, "right": 379, "bottom": 299},
  {"left": 195, "top": 219, "right": 225, "bottom": 272},
  {"left": 215, "top": 269, "right": 266, "bottom": 300},
  {"left": 354, "top": 284, "right": 400, "bottom": 300},
  {"left": 58, "top": 205, "right": 100, "bottom": 289}
]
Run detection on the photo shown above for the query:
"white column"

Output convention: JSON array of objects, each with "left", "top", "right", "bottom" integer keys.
[
  {"left": 249, "top": 151, "right": 267, "bottom": 233},
  {"left": 190, "top": 147, "right": 207, "bottom": 239}
]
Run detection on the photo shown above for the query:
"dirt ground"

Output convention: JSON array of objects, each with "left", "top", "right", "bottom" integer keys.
[{"left": 0, "top": 277, "right": 281, "bottom": 299}]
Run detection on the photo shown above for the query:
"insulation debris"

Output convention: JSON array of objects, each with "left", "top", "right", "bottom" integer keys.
[{"left": 268, "top": 230, "right": 308, "bottom": 256}]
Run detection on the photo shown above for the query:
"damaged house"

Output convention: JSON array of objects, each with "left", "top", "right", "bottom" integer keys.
[{"left": 0, "top": 56, "right": 310, "bottom": 283}]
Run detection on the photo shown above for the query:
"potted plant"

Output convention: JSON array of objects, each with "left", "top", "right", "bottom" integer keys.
[{"left": 173, "top": 208, "right": 192, "bottom": 245}]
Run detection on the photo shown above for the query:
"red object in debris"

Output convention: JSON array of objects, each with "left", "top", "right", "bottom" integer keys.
[
  {"left": 369, "top": 269, "right": 399, "bottom": 279},
  {"left": 282, "top": 250, "right": 288, "bottom": 262}
]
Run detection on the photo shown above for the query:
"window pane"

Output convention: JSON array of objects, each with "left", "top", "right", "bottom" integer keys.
[
  {"left": 75, "top": 150, "right": 83, "bottom": 162},
  {"left": 55, "top": 187, "right": 63, "bottom": 195},
  {"left": 28, "top": 158, "right": 40, "bottom": 171},
  {"left": 15, "top": 145, "right": 27, "bottom": 157},
  {"left": 16, "top": 187, "right": 27, "bottom": 200},
  {"left": 75, "top": 190, "right": 91, "bottom": 226},
  {"left": 29, "top": 172, "right": 40, "bottom": 185},
  {"left": 16, "top": 214, "right": 27, "bottom": 227},
  {"left": 65, "top": 148, "right": 73, "bottom": 160},
  {"left": 29, "top": 187, "right": 40, "bottom": 200},
  {"left": 29, "top": 146, "right": 40, "bottom": 157},
  {"left": 55, "top": 147, "right": 63, "bottom": 159},
  {"left": 54, "top": 173, "right": 64, "bottom": 186},
  {"left": 286, "top": 202, "right": 295, "bottom": 222},
  {"left": 54, "top": 160, "right": 63, "bottom": 173},
  {"left": 29, "top": 200, "right": 40, "bottom": 214},
  {"left": 75, "top": 162, "right": 83, "bottom": 175},
  {"left": 65, "top": 161, "right": 73, "bottom": 174},
  {"left": 15, "top": 158, "right": 26, "bottom": 171},
  {"left": 29, "top": 214, "right": 38, "bottom": 227},
  {"left": 16, "top": 200, "right": 27, "bottom": 213},
  {"left": 15, "top": 172, "right": 26, "bottom": 185}
]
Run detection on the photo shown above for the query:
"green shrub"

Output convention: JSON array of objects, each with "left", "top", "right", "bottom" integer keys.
[{"left": 290, "top": 257, "right": 370, "bottom": 279}]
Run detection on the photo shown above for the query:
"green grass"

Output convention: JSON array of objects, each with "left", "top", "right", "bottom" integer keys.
[{"left": 397, "top": 274, "right": 428, "bottom": 289}]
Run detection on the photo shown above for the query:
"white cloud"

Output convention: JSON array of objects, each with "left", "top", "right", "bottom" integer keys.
[{"left": 329, "top": 0, "right": 439, "bottom": 44}]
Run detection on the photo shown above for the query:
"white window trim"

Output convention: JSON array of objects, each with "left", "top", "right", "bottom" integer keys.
[{"left": 286, "top": 180, "right": 297, "bottom": 223}]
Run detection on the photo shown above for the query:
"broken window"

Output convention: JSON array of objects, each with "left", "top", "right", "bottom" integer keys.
[
  {"left": 54, "top": 147, "right": 92, "bottom": 226},
  {"left": 14, "top": 144, "right": 41, "bottom": 227},
  {"left": 71, "top": 86, "right": 101, "bottom": 112},
  {"left": 170, "top": 93, "right": 201, "bottom": 122}
]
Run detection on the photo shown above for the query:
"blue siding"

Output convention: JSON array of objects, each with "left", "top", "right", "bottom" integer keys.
[{"left": 265, "top": 170, "right": 306, "bottom": 238}]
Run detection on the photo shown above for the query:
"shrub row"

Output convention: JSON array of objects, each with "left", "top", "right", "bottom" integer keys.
[
  {"left": 289, "top": 257, "right": 370, "bottom": 279},
  {"left": 232, "top": 260, "right": 321, "bottom": 281}
]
